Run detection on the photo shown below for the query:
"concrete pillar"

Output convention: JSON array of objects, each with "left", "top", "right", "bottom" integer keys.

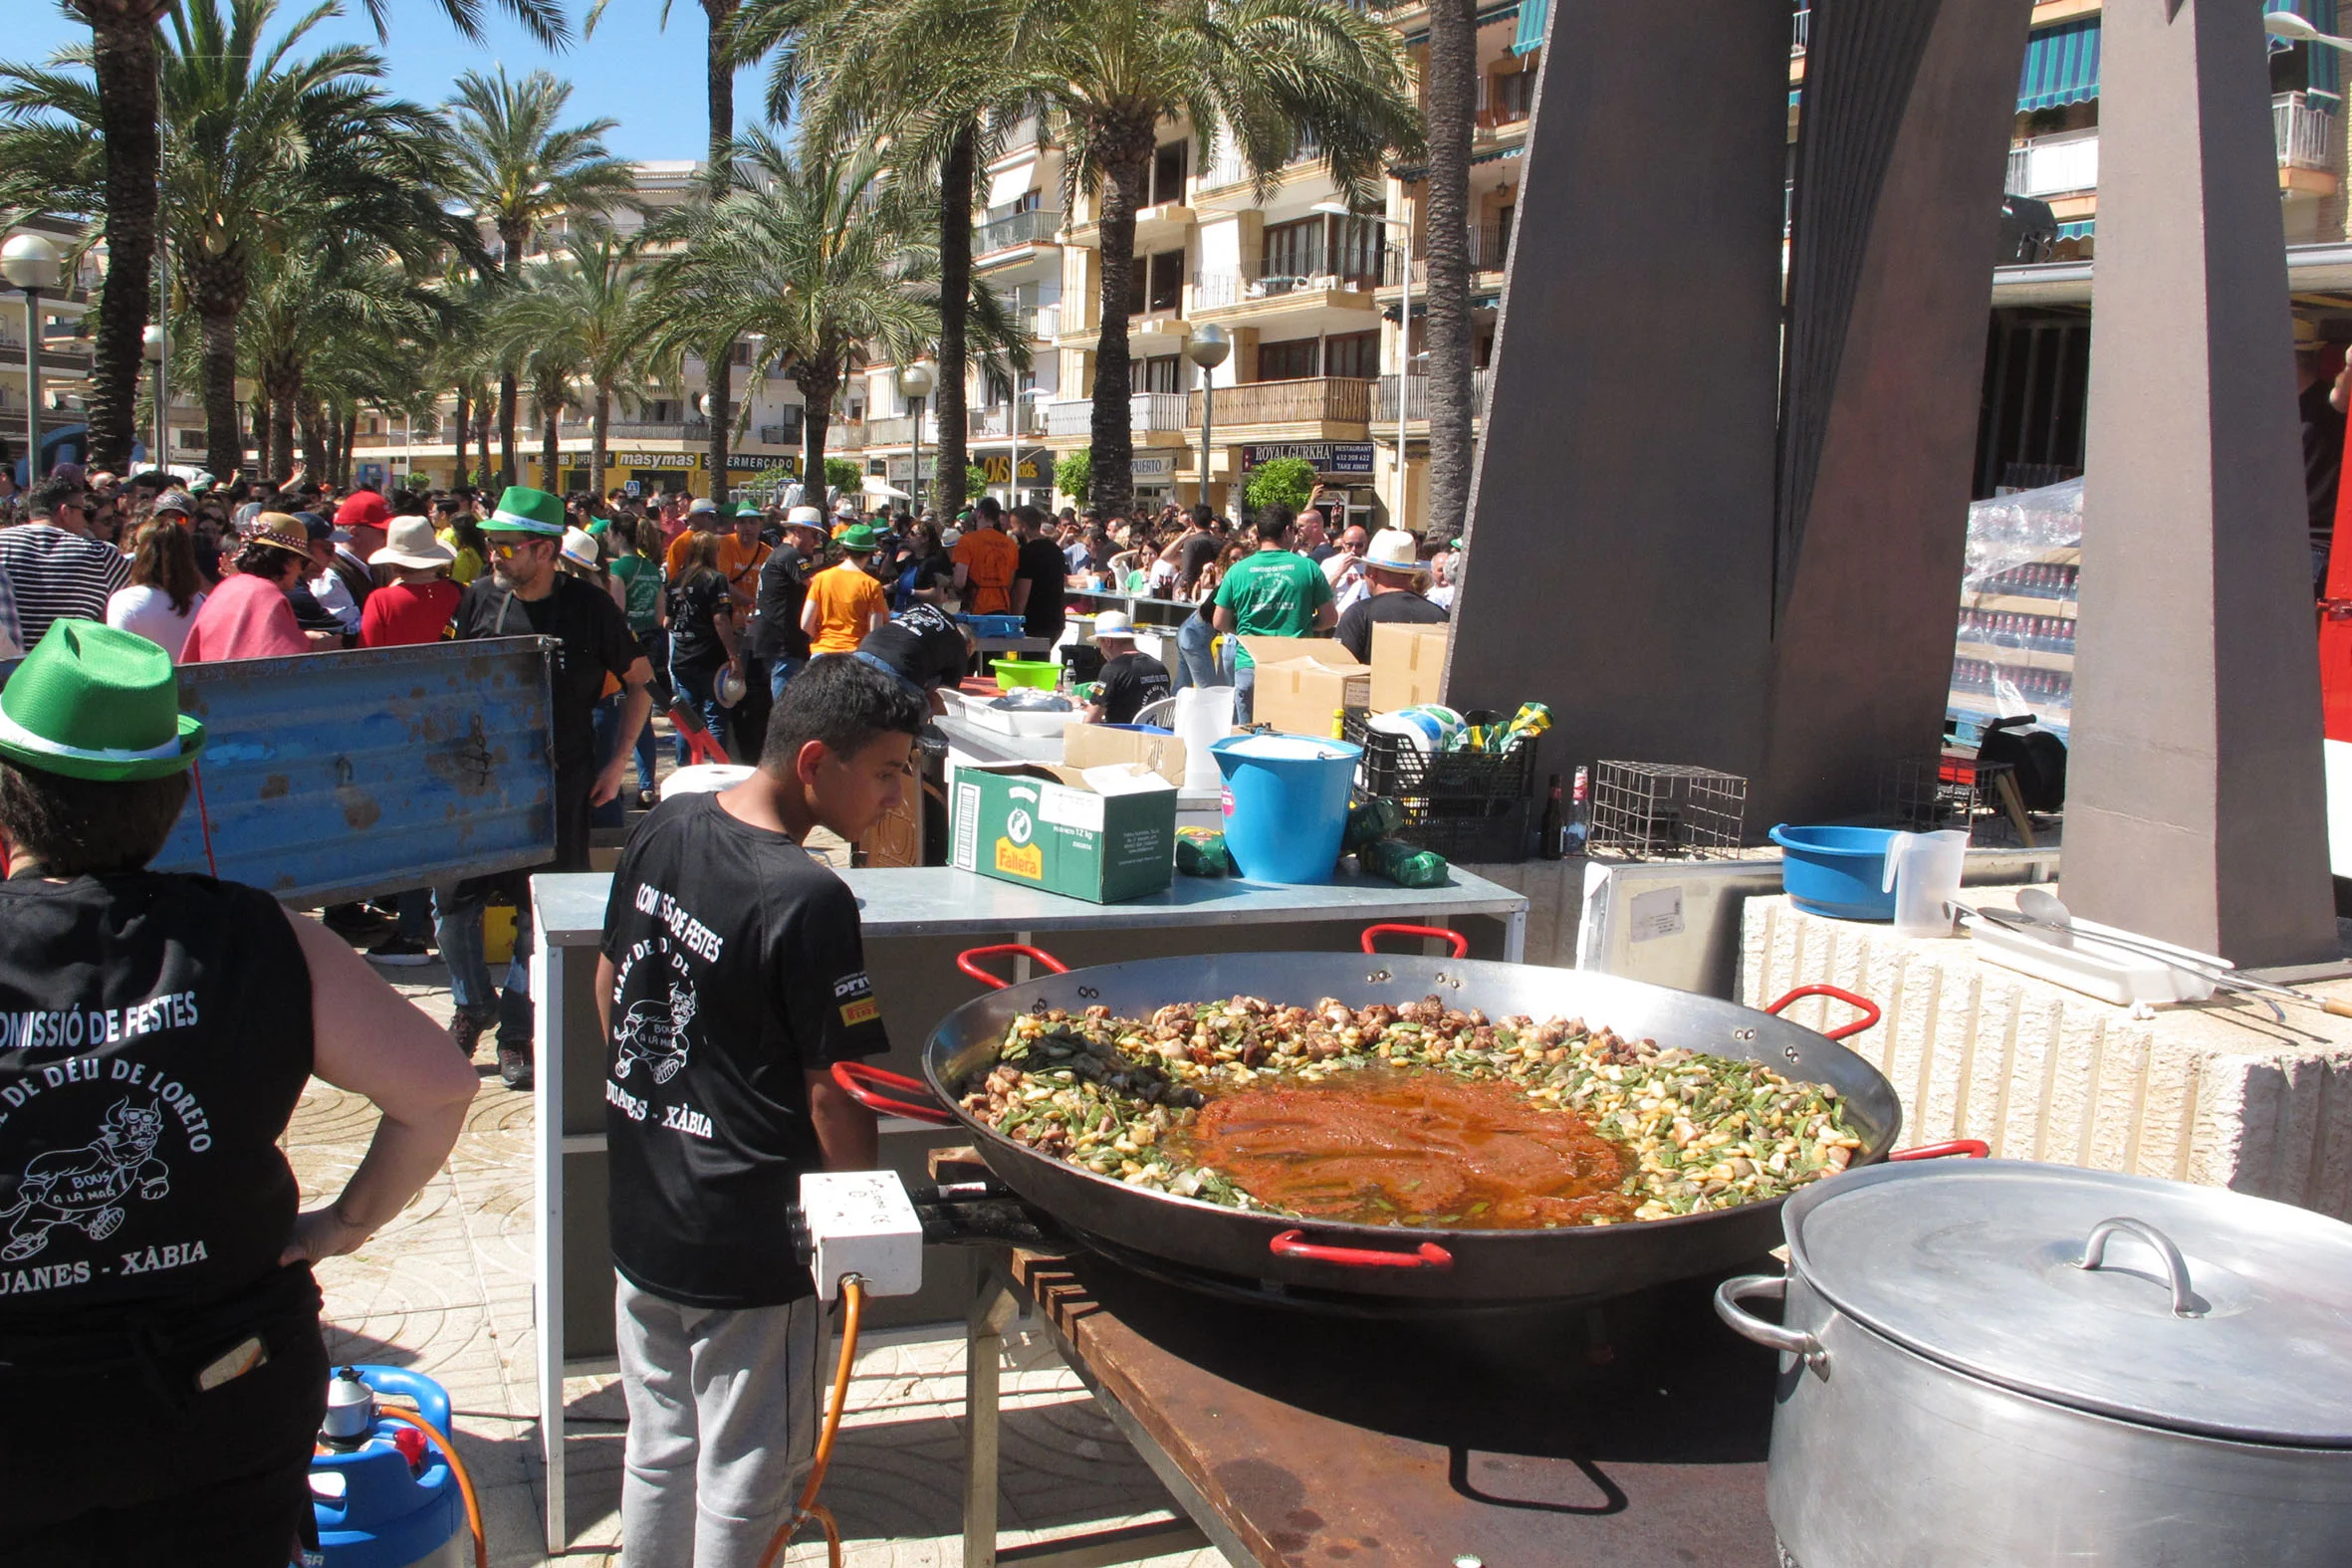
[{"left": 2063, "top": 0, "right": 2339, "bottom": 967}]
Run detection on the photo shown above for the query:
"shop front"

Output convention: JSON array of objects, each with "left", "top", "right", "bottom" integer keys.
[
  {"left": 1131, "top": 452, "right": 1179, "bottom": 510},
  {"left": 606, "top": 450, "right": 798, "bottom": 499},
  {"left": 1239, "top": 441, "right": 1380, "bottom": 530}
]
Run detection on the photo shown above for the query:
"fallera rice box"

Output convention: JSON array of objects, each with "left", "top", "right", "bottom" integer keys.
[{"left": 950, "top": 762, "right": 1177, "bottom": 903}]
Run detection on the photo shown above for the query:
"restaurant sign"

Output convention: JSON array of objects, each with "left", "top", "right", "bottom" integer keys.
[{"left": 1239, "top": 442, "right": 1375, "bottom": 476}]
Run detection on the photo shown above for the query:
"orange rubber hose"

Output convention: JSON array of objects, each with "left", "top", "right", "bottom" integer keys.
[
  {"left": 379, "top": 1407, "right": 488, "bottom": 1568},
  {"left": 757, "top": 1274, "right": 865, "bottom": 1568}
]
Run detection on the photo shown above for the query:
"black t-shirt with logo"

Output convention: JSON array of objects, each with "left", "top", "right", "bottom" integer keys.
[
  {"left": 453, "top": 571, "right": 638, "bottom": 775},
  {"left": 752, "top": 545, "right": 812, "bottom": 661},
  {"left": 600, "top": 792, "right": 889, "bottom": 1308},
  {"left": 1095, "top": 651, "right": 1171, "bottom": 726},
  {"left": 1334, "top": 587, "right": 1450, "bottom": 665},
  {"left": 664, "top": 572, "right": 733, "bottom": 674},
  {"left": 0, "top": 873, "right": 312, "bottom": 1321},
  {"left": 1015, "top": 535, "right": 1068, "bottom": 642}
]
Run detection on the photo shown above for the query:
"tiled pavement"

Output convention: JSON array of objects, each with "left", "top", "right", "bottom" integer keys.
[{"left": 290, "top": 955, "right": 1226, "bottom": 1567}]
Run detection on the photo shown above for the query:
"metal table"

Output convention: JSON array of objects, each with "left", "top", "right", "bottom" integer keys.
[
  {"left": 964, "top": 1249, "right": 1780, "bottom": 1568},
  {"left": 529, "top": 864, "right": 1529, "bottom": 1552}
]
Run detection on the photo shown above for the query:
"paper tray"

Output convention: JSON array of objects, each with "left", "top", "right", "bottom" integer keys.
[{"left": 1962, "top": 913, "right": 2223, "bottom": 1006}]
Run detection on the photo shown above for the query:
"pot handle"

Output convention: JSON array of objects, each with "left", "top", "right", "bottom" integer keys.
[
  {"left": 1888, "top": 1139, "right": 1991, "bottom": 1161},
  {"left": 830, "top": 1062, "right": 958, "bottom": 1127},
  {"left": 1764, "top": 984, "right": 1883, "bottom": 1042},
  {"left": 2077, "top": 1217, "right": 2203, "bottom": 1317},
  {"left": 1361, "top": 923, "right": 1471, "bottom": 958},
  {"left": 955, "top": 944, "right": 1072, "bottom": 991},
  {"left": 1269, "top": 1229, "right": 1455, "bottom": 1271},
  {"left": 1713, "top": 1273, "right": 1828, "bottom": 1373}
]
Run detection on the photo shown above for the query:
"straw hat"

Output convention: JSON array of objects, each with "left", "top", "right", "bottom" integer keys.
[
  {"left": 560, "top": 527, "right": 601, "bottom": 569},
  {"left": 1364, "top": 529, "right": 1428, "bottom": 576},
  {"left": 1093, "top": 609, "right": 1136, "bottom": 640},
  {"left": 783, "top": 505, "right": 826, "bottom": 536},
  {"left": 244, "top": 513, "right": 313, "bottom": 561},
  {"left": 370, "top": 516, "right": 456, "bottom": 570}
]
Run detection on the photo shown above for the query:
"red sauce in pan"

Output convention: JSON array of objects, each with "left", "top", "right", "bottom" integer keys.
[{"left": 1175, "top": 1068, "right": 1634, "bottom": 1228}]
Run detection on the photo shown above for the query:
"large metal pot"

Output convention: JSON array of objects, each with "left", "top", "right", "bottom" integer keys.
[
  {"left": 842, "top": 927, "right": 1936, "bottom": 1308},
  {"left": 1715, "top": 1160, "right": 2352, "bottom": 1567}
]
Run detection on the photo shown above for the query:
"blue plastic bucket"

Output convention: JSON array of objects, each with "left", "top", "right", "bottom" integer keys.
[
  {"left": 1768, "top": 824, "right": 1900, "bottom": 920},
  {"left": 1212, "top": 735, "right": 1360, "bottom": 884}
]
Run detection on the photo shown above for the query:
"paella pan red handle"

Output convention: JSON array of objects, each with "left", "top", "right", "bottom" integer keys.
[
  {"left": 1269, "top": 1229, "right": 1456, "bottom": 1271},
  {"left": 1888, "top": 1139, "right": 1992, "bottom": 1161},
  {"left": 1763, "top": 984, "right": 1883, "bottom": 1041},
  {"left": 1360, "top": 923, "right": 1471, "bottom": 959},
  {"left": 956, "top": 944, "right": 1073, "bottom": 991},
  {"left": 830, "top": 1062, "right": 958, "bottom": 1126}
]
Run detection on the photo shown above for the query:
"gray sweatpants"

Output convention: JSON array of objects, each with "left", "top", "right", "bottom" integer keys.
[{"left": 615, "top": 1273, "right": 825, "bottom": 1568}]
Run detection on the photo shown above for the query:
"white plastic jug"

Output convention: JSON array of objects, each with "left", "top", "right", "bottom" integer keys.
[
  {"left": 1881, "top": 829, "right": 1970, "bottom": 937},
  {"left": 1172, "top": 686, "right": 1236, "bottom": 793}
]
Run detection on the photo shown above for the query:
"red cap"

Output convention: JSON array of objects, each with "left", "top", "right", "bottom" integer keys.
[{"left": 335, "top": 490, "right": 391, "bottom": 534}]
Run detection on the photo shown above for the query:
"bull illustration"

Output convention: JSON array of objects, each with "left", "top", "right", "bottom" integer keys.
[
  {"left": 1, "top": 1098, "right": 170, "bottom": 1261},
  {"left": 612, "top": 987, "right": 697, "bottom": 1085}
]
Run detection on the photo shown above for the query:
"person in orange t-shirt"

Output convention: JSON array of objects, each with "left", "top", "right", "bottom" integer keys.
[
  {"left": 716, "top": 504, "right": 771, "bottom": 627},
  {"left": 801, "top": 527, "right": 891, "bottom": 654},
  {"left": 663, "top": 497, "right": 722, "bottom": 579},
  {"left": 951, "top": 498, "right": 1019, "bottom": 614}
]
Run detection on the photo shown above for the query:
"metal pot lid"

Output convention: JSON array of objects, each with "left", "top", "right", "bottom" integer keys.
[{"left": 1783, "top": 1160, "right": 2352, "bottom": 1447}]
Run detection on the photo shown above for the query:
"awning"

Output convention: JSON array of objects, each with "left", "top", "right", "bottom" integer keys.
[
  {"left": 1399, "top": 0, "right": 1523, "bottom": 47},
  {"left": 1388, "top": 144, "right": 1524, "bottom": 182},
  {"left": 1512, "top": 0, "right": 1547, "bottom": 57},
  {"left": 2287, "top": 0, "right": 2343, "bottom": 100},
  {"left": 2016, "top": 17, "right": 2100, "bottom": 112},
  {"left": 2056, "top": 220, "right": 2094, "bottom": 240}
]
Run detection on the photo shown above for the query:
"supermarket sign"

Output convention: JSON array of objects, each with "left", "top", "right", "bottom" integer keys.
[
  {"left": 610, "top": 451, "right": 799, "bottom": 476},
  {"left": 1239, "top": 442, "right": 1374, "bottom": 476}
]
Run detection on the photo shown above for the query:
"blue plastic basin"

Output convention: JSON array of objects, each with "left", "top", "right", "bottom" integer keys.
[{"left": 1768, "top": 824, "right": 1899, "bottom": 921}]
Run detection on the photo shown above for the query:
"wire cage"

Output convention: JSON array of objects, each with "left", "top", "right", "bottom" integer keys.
[
  {"left": 1878, "top": 755, "right": 1958, "bottom": 833},
  {"left": 1587, "top": 763, "right": 1750, "bottom": 858}
]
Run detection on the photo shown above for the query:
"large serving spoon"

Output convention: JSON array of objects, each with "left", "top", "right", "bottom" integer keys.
[{"left": 2013, "top": 888, "right": 2352, "bottom": 1019}]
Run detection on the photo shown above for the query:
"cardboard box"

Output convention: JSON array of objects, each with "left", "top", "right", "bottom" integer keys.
[
  {"left": 1237, "top": 636, "right": 1369, "bottom": 739},
  {"left": 950, "top": 763, "right": 1177, "bottom": 903},
  {"left": 1369, "top": 624, "right": 1450, "bottom": 713},
  {"left": 1061, "top": 722, "right": 1187, "bottom": 784}
]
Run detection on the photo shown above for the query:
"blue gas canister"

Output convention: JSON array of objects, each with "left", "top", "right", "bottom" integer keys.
[{"left": 297, "top": 1366, "right": 468, "bottom": 1568}]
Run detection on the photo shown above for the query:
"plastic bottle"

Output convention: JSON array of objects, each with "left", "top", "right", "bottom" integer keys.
[
  {"left": 1563, "top": 766, "right": 1592, "bottom": 855},
  {"left": 1537, "top": 774, "right": 1564, "bottom": 860}
]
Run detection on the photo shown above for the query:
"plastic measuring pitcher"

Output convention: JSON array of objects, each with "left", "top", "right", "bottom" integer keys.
[
  {"left": 1881, "top": 829, "right": 1969, "bottom": 937},
  {"left": 1172, "top": 686, "right": 1236, "bottom": 793}
]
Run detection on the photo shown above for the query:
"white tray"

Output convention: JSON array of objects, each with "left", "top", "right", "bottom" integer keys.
[{"left": 1962, "top": 912, "right": 2224, "bottom": 1006}]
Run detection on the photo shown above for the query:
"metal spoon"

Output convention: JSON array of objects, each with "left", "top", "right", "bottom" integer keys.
[{"left": 2013, "top": 888, "right": 2352, "bottom": 1019}]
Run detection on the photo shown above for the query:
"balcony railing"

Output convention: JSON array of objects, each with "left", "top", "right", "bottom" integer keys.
[
  {"left": 1381, "top": 223, "right": 1509, "bottom": 286},
  {"left": 605, "top": 418, "right": 710, "bottom": 440},
  {"left": 1194, "top": 129, "right": 1325, "bottom": 192},
  {"left": 867, "top": 414, "right": 940, "bottom": 447},
  {"left": 968, "top": 403, "right": 1048, "bottom": 439},
  {"left": 2004, "top": 94, "right": 2336, "bottom": 198},
  {"left": 1045, "top": 392, "right": 1189, "bottom": 437},
  {"left": 1194, "top": 264, "right": 1380, "bottom": 310},
  {"left": 974, "top": 207, "right": 1063, "bottom": 255},
  {"left": 2277, "top": 91, "right": 2336, "bottom": 170},
  {"left": 1036, "top": 303, "right": 1063, "bottom": 337},
  {"left": 1188, "top": 376, "right": 1372, "bottom": 428},
  {"left": 1792, "top": 6, "right": 1808, "bottom": 54},
  {"left": 756, "top": 419, "right": 803, "bottom": 444},
  {"left": 1372, "top": 369, "right": 1493, "bottom": 423}
]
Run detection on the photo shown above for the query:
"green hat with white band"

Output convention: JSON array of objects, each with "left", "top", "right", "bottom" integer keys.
[
  {"left": 481, "top": 485, "right": 567, "bottom": 537},
  {"left": 0, "top": 620, "right": 204, "bottom": 782}
]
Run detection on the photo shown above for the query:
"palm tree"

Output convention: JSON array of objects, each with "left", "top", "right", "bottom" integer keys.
[
  {"left": 440, "top": 68, "right": 634, "bottom": 488},
  {"left": 1419, "top": 0, "right": 1475, "bottom": 544},
  {"left": 645, "top": 132, "right": 957, "bottom": 499},
  {"left": 872, "top": 0, "right": 1418, "bottom": 518},
  {"left": 499, "top": 232, "right": 661, "bottom": 491},
  {"left": 5, "top": 0, "right": 480, "bottom": 480},
  {"left": 31, "top": 0, "right": 567, "bottom": 476}
]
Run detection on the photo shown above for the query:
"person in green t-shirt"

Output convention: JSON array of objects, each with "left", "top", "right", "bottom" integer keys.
[{"left": 1213, "top": 506, "right": 1337, "bottom": 723}]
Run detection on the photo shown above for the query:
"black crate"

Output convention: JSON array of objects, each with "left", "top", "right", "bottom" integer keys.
[
  {"left": 1389, "top": 796, "right": 1532, "bottom": 863},
  {"left": 1341, "top": 709, "right": 1539, "bottom": 803}
]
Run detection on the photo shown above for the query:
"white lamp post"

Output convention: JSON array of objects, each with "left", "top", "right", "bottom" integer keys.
[
  {"left": 141, "top": 324, "right": 166, "bottom": 471},
  {"left": 1183, "top": 325, "right": 1230, "bottom": 513},
  {"left": 2265, "top": 9, "right": 2352, "bottom": 50},
  {"left": 2, "top": 233, "right": 65, "bottom": 482},
  {"left": 898, "top": 364, "right": 934, "bottom": 506}
]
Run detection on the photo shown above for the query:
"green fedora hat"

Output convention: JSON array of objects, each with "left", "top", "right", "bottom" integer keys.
[
  {"left": 481, "top": 485, "right": 568, "bottom": 537},
  {"left": 0, "top": 620, "right": 204, "bottom": 782},
  {"left": 836, "top": 524, "right": 882, "bottom": 552}
]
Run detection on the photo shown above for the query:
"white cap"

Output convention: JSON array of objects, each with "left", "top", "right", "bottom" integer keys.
[
  {"left": 1093, "top": 609, "right": 1135, "bottom": 639},
  {"left": 687, "top": 497, "right": 718, "bottom": 516},
  {"left": 561, "top": 527, "right": 600, "bottom": 568},
  {"left": 1365, "top": 529, "right": 1427, "bottom": 574}
]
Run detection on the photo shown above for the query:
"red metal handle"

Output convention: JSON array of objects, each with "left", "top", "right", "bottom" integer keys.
[
  {"left": 1889, "top": 1139, "right": 1991, "bottom": 1161},
  {"left": 1268, "top": 1229, "right": 1455, "bottom": 1271},
  {"left": 1764, "top": 984, "right": 1883, "bottom": 1041},
  {"left": 830, "top": 1061, "right": 957, "bottom": 1126},
  {"left": 955, "top": 944, "right": 1072, "bottom": 991},
  {"left": 1360, "top": 923, "right": 1470, "bottom": 959}
]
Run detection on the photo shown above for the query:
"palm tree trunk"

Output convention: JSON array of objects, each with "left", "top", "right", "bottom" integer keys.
[
  {"left": 453, "top": 385, "right": 471, "bottom": 486},
  {"left": 543, "top": 406, "right": 561, "bottom": 491},
  {"left": 707, "top": 348, "right": 732, "bottom": 507},
  {"left": 701, "top": 0, "right": 736, "bottom": 186},
  {"left": 498, "top": 373, "right": 519, "bottom": 489},
  {"left": 1089, "top": 129, "right": 1154, "bottom": 520},
  {"left": 252, "top": 391, "right": 273, "bottom": 481},
  {"left": 191, "top": 290, "right": 244, "bottom": 482},
  {"left": 473, "top": 403, "right": 493, "bottom": 490},
  {"left": 1420, "top": 0, "right": 1478, "bottom": 544},
  {"left": 81, "top": 8, "right": 160, "bottom": 474},
  {"left": 340, "top": 409, "right": 358, "bottom": 488},
  {"left": 591, "top": 386, "right": 610, "bottom": 495},
  {"left": 799, "top": 365, "right": 837, "bottom": 506},
  {"left": 300, "top": 395, "right": 329, "bottom": 480},
  {"left": 269, "top": 382, "right": 297, "bottom": 485},
  {"left": 934, "top": 123, "right": 977, "bottom": 515}
]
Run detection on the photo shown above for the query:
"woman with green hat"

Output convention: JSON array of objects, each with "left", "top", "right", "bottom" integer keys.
[{"left": 0, "top": 620, "right": 477, "bottom": 1562}]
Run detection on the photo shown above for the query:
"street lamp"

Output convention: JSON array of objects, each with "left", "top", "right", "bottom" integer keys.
[
  {"left": 1183, "top": 325, "right": 1230, "bottom": 514},
  {"left": 898, "top": 363, "right": 934, "bottom": 507},
  {"left": 2265, "top": 9, "right": 2352, "bottom": 50},
  {"left": 2, "top": 233, "right": 65, "bottom": 484},
  {"left": 142, "top": 324, "right": 166, "bottom": 472}
]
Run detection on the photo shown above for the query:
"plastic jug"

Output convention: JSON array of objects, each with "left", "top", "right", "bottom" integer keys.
[
  {"left": 1881, "top": 829, "right": 1969, "bottom": 937},
  {"left": 1211, "top": 734, "right": 1361, "bottom": 884},
  {"left": 1172, "top": 687, "right": 1236, "bottom": 793}
]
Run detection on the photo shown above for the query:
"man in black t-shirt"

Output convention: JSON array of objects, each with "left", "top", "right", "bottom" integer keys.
[
  {"left": 1009, "top": 504, "right": 1068, "bottom": 645},
  {"left": 1334, "top": 528, "right": 1450, "bottom": 664},
  {"left": 441, "top": 487, "right": 653, "bottom": 1089},
  {"left": 1082, "top": 610, "right": 1171, "bottom": 726},
  {"left": 754, "top": 506, "right": 824, "bottom": 702},
  {"left": 598, "top": 655, "right": 924, "bottom": 1568}
]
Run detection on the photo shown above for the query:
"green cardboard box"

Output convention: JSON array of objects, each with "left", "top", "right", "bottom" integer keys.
[{"left": 950, "top": 763, "right": 1177, "bottom": 903}]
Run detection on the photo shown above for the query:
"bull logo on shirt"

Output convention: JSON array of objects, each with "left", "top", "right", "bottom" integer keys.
[
  {"left": 612, "top": 987, "right": 698, "bottom": 1085},
  {"left": 0, "top": 1098, "right": 170, "bottom": 1261}
]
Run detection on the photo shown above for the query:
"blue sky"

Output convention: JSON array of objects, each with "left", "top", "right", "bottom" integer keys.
[{"left": 15, "top": 1, "right": 766, "bottom": 163}]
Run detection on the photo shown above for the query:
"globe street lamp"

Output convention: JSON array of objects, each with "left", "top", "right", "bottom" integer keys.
[
  {"left": 2, "top": 233, "right": 65, "bottom": 483},
  {"left": 142, "top": 324, "right": 167, "bottom": 472},
  {"left": 1183, "top": 325, "right": 1230, "bottom": 515},
  {"left": 898, "top": 364, "right": 934, "bottom": 508}
]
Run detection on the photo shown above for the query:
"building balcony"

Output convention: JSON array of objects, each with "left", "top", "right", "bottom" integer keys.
[
  {"left": 1192, "top": 131, "right": 1327, "bottom": 201},
  {"left": 606, "top": 418, "right": 710, "bottom": 441},
  {"left": 757, "top": 418, "right": 804, "bottom": 445},
  {"left": 1192, "top": 267, "right": 1382, "bottom": 320},
  {"left": 1035, "top": 303, "right": 1062, "bottom": 338},
  {"left": 867, "top": 413, "right": 938, "bottom": 447},
  {"left": 2003, "top": 93, "right": 2338, "bottom": 203},
  {"left": 969, "top": 403, "right": 1049, "bottom": 440},
  {"left": 1045, "top": 392, "right": 1190, "bottom": 439},
  {"left": 1372, "top": 368, "right": 1492, "bottom": 426},
  {"left": 1189, "top": 375, "right": 1372, "bottom": 430},
  {"left": 1379, "top": 223, "right": 1511, "bottom": 290},
  {"left": 973, "top": 207, "right": 1064, "bottom": 263}
]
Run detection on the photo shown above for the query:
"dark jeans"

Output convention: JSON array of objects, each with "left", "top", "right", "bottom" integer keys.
[
  {"left": 590, "top": 691, "right": 652, "bottom": 823},
  {"left": 434, "top": 762, "right": 593, "bottom": 1040},
  {"left": 670, "top": 656, "right": 730, "bottom": 767}
]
